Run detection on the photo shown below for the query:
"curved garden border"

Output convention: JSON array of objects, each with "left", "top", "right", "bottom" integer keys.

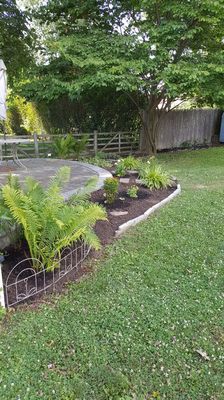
[{"left": 115, "top": 184, "right": 181, "bottom": 237}]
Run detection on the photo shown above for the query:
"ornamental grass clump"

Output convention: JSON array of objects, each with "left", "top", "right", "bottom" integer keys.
[
  {"left": 103, "top": 177, "right": 119, "bottom": 204},
  {"left": 2, "top": 167, "right": 106, "bottom": 271},
  {"left": 139, "top": 160, "right": 171, "bottom": 190}
]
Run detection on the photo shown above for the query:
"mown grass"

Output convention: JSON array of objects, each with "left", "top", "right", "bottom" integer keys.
[{"left": 0, "top": 147, "right": 224, "bottom": 400}]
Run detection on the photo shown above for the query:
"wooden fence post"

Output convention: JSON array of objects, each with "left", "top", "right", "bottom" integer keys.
[
  {"left": 94, "top": 130, "right": 98, "bottom": 155},
  {"left": 33, "top": 133, "right": 39, "bottom": 158},
  {"left": 118, "top": 132, "right": 121, "bottom": 153}
]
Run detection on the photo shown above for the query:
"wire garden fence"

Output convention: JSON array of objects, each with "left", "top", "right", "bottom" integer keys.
[{"left": 1, "top": 241, "right": 91, "bottom": 308}]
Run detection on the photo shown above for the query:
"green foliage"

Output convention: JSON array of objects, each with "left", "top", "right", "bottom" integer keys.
[
  {"left": 0, "top": 174, "right": 22, "bottom": 248},
  {"left": 81, "top": 155, "right": 112, "bottom": 169},
  {"left": 53, "top": 134, "right": 75, "bottom": 159},
  {"left": 0, "top": 148, "right": 224, "bottom": 399},
  {"left": 53, "top": 134, "right": 88, "bottom": 159},
  {"left": 0, "top": 0, "right": 33, "bottom": 83},
  {"left": 73, "top": 134, "right": 88, "bottom": 159},
  {"left": 127, "top": 185, "right": 139, "bottom": 199},
  {"left": 1, "top": 167, "right": 106, "bottom": 270},
  {"left": 114, "top": 161, "right": 127, "bottom": 177},
  {"left": 122, "top": 156, "right": 139, "bottom": 171},
  {"left": 22, "top": 0, "right": 224, "bottom": 152},
  {"left": 139, "top": 161, "right": 171, "bottom": 190},
  {"left": 103, "top": 177, "right": 119, "bottom": 204},
  {"left": 5, "top": 96, "right": 45, "bottom": 135},
  {"left": 115, "top": 156, "right": 140, "bottom": 176}
]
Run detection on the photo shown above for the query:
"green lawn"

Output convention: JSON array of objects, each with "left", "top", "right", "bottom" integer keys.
[{"left": 0, "top": 147, "right": 224, "bottom": 400}]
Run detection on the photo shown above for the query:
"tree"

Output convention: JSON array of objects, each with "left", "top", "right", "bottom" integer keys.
[
  {"left": 0, "top": 0, "right": 32, "bottom": 82},
  {"left": 24, "top": 0, "right": 224, "bottom": 153}
]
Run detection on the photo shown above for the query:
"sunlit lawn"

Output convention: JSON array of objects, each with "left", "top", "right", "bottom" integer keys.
[{"left": 0, "top": 147, "right": 223, "bottom": 399}]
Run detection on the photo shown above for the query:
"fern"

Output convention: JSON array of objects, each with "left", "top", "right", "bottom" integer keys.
[{"left": 1, "top": 167, "right": 107, "bottom": 271}]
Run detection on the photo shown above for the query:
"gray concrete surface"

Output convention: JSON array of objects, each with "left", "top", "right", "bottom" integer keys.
[{"left": 0, "top": 158, "right": 112, "bottom": 199}]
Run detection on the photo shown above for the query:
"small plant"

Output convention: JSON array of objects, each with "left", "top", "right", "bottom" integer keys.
[
  {"left": 103, "top": 177, "right": 119, "bottom": 204},
  {"left": 114, "top": 160, "right": 127, "bottom": 177},
  {"left": 139, "top": 162, "right": 171, "bottom": 190},
  {"left": 122, "top": 155, "right": 139, "bottom": 170},
  {"left": 115, "top": 156, "right": 140, "bottom": 177},
  {"left": 127, "top": 185, "right": 139, "bottom": 198}
]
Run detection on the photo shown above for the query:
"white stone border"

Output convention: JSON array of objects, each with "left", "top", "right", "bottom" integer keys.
[{"left": 115, "top": 184, "right": 181, "bottom": 237}]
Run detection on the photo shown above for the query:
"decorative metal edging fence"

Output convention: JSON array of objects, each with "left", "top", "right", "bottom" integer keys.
[{"left": 2, "top": 241, "right": 91, "bottom": 308}]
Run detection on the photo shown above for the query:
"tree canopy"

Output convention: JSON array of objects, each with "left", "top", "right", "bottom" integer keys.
[
  {"left": 0, "top": 0, "right": 32, "bottom": 82},
  {"left": 20, "top": 1, "right": 224, "bottom": 152}
]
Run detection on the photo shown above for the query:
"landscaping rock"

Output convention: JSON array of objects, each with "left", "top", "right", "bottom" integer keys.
[
  {"left": 119, "top": 178, "right": 130, "bottom": 184},
  {"left": 110, "top": 210, "right": 128, "bottom": 216}
]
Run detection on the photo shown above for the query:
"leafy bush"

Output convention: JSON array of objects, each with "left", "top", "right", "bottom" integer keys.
[
  {"left": 53, "top": 134, "right": 75, "bottom": 159},
  {"left": 139, "top": 162, "right": 171, "bottom": 190},
  {"left": 103, "top": 177, "right": 119, "bottom": 204},
  {"left": 115, "top": 156, "right": 139, "bottom": 176},
  {"left": 53, "top": 134, "right": 88, "bottom": 159},
  {"left": 2, "top": 167, "right": 106, "bottom": 271},
  {"left": 127, "top": 185, "right": 139, "bottom": 198}
]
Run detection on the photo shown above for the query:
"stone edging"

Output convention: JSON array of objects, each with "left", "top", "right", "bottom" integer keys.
[{"left": 115, "top": 184, "right": 181, "bottom": 237}]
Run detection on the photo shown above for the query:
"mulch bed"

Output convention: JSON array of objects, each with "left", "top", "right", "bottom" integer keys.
[
  {"left": 2, "top": 172, "right": 177, "bottom": 308},
  {"left": 91, "top": 182, "right": 175, "bottom": 245}
]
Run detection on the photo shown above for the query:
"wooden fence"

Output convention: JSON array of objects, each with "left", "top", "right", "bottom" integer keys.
[
  {"left": 1, "top": 131, "right": 139, "bottom": 159},
  {"left": 155, "top": 109, "right": 222, "bottom": 150},
  {"left": 1, "top": 109, "right": 222, "bottom": 157}
]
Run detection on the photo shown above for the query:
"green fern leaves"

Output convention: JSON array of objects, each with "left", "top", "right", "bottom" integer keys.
[{"left": 1, "top": 167, "right": 106, "bottom": 271}]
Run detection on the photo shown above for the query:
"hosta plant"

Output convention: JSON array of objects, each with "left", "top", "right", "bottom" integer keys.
[
  {"left": 2, "top": 167, "right": 106, "bottom": 271},
  {"left": 139, "top": 162, "right": 171, "bottom": 190}
]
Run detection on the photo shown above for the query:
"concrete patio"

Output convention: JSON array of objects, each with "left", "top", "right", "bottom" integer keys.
[{"left": 0, "top": 158, "right": 111, "bottom": 199}]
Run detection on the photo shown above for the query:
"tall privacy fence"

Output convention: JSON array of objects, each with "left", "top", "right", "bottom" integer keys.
[
  {"left": 155, "top": 109, "right": 222, "bottom": 150},
  {"left": 0, "top": 109, "right": 222, "bottom": 156}
]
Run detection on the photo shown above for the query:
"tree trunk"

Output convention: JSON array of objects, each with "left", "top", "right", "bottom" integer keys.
[{"left": 140, "top": 107, "right": 159, "bottom": 155}]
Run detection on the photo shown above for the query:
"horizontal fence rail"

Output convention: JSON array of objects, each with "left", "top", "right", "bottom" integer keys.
[
  {"left": 0, "top": 131, "right": 139, "bottom": 159},
  {"left": 3, "top": 241, "right": 91, "bottom": 307}
]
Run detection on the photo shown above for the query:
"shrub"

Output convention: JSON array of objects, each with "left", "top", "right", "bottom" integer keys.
[
  {"left": 53, "top": 134, "right": 75, "bottom": 159},
  {"left": 103, "top": 177, "right": 119, "bottom": 204},
  {"left": 53, "top": 134, "right": 88, "bottom": 159},
  {"left": 139, "top": 162, "right": 171, "bottom": 190},
  {"left": 2, "top": 167, "right": 106, "bottom": 271},
  {"left": 127, "top": 185, "right": 139, "bottom": 198}
]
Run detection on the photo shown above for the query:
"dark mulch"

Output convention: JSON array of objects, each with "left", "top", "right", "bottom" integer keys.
[
  {"left": 91, "top": 182, "right": 176, "bottom": 245},
  {"left": 2, "top": 175, "right": 176, "bottom": 308}
]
